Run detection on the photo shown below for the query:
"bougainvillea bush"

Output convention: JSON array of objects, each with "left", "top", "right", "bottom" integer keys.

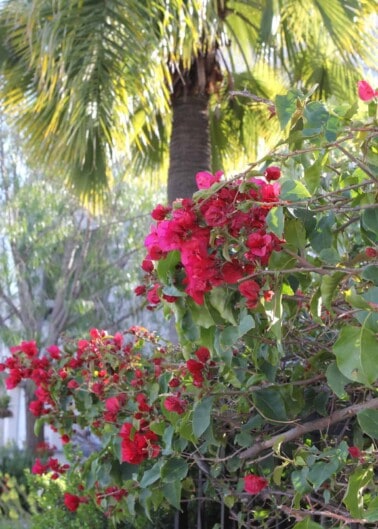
[{"left": 1, "top": 84, "right": 378, "bottom": 529}]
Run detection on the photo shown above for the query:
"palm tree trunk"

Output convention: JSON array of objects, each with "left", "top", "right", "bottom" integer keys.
[{"left": 167, "top": 94, "right": 211, "bottom": 203}]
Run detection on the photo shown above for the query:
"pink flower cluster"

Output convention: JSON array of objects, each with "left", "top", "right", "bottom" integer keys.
[
  {"left": 141, "top": 169, "right": 284, "bottom": 306},
  {"left": 357, "top": 80, "right": 378, "bottom": 102}
]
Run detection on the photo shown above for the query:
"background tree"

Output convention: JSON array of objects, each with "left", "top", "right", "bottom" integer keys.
[
  {"left": 0, "top": 0, "right": 376, "bottom": 205},
  {"left": 0, "top": 112, "right": 162, "bottom": 452}
]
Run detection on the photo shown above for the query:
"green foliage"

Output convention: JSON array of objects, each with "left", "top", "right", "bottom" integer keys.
[
  {"left": 2, "top": 89, "right": 377, "bottom": 529},
  {"left": 0, "top": 445, "right": 33, "bottom": 490},
  {"left": 27, "top": 473, "right": 108, "bottom": 529},
  {"left": 0, "top": 446, "right": 34, "bottom": 525},
  {"left": 0, "top": 0, "right": 376, "bottom": 200}
]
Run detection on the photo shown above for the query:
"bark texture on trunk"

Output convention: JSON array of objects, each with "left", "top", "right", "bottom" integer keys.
[{"left": 167, "top": 94, "right": 211, "bottom": 203}]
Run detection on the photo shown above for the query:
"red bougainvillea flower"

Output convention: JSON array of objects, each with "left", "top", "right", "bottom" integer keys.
[
  {"left": 348, "top": 446, "right": 362, "bottom": 459},
  {"left": 222, "top": 261, "right": 247, "bottom": 284},
  {"left": 29, "top": 400, "right": 45, "bottom": 417},
  {"left": 134, "top": 285, "right": 146, "bottom": 296},
  {"left": 186, "top": 347, "right": 213, "bottom": 387},
  {"left": 365, "top": 247, "right": 377, "bottom": 258},
  {"left": 46, "top": 344, "right": 61, "bottom": 360},
  {"left": 195, "top": 170, "right": 223, "bottom": 189},
  {"left": 143, "top": 172, "right": 284, "bottom": 307},
  {"left": 119, "top": 422, "right": 160, "bottom": 464},
  {"left": 141, "top": 259, "right": 154, "bottom": 273},
  {"left": 63, "top": 492, "right": 88, "bottom": 512},
  {"left": 32, "top": 458, "right": 48, "bottom": 475},
  {"left": 151, "top": 203, "right": 171, "bottom": 221},
  {"left": 164, "top": 395, "right": 187, "bottom": 414},
  {"left": 96, "top": 486, "right": 128, "bottom": 505},
  {"left": 146, "top": 283, "right": 161, "bottom": 305},
  {"left": 168, "top": 377, "right": 181, "bottom": 388},
  {"left": 105, "top": 396, "right": 122, "bottom": 414},
  {"left": 186, "top": 359, "right": 205, "bottom": 386},
  {"left": 263, "top": 290, "right": 275, "bottom": 302},
  {"left": 357, "top": 80, "right": 378, "bottom": 102},
  {"left": 10, "top": 340, "right": 39, "bottom": 358},
  {"left": 5, "top": 368, "right": 23, "bottom": 389},
  {"left": 195, "top": 347, "right": 210, "bottom": 363},
  {"left": 238, "top": 280, "right": 261, "bottom": 309},
  {"left": 264, "top": 166, "right": 281, "bottom": 181},
  {"left": 244, "top": 474, "right": 268, "bottom": 494}
]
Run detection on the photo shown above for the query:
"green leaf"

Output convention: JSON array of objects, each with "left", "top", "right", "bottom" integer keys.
[
  {"left": 224, "top": 495, "right": 236, "bottom": 509},
  {"left": 275, "top": 89, "right": 302, "bottom": 129},
  {"left": 161, "top": 458, "right": 188, "bottom": 483},
  {"left": 187, "top": 298, "right": 215, "bottom": 329},
  {"left": 326, "top": 363, "right": 349, "bottom": 399},
  {"left": 193, "top": 397, "right": 213, "bottom": 439},
  {"left": 126, "top": 494, "right": 136, "bottom": 517},
  {"left": 303, "top": 101, "right": 329, "bottom": 136},
  {"left": 252, "top": 387, "right": 288, "bottom": 421},
  {"left": 269, "top": 250, "right": 297, "bottom": 270},
  {"left": 162, "top": 425, "right": 174, "bottom": 455},
  {"left": 162, "top": 481, "right": 182, "bottom": 510},
  {"left": 304, "top": 154, "right": 327, "bottom": 193},
  {"left": 208, "top": 287, "right": 237, "bottom": 325},
  {"left": 291, "top": 468, "right": 311, "bottom": 494},
  {"left": 357, "top": 290, "right": 378, "bottom": 332},
  {"left": 343, "top": 467, "right": 373, "bottom": 518},
  {"left": 239, "top": 313, "right": 255, "bottom": 336},
  {"left": 362, "top": 208, "right": 378, "bottom": 236},
  {"left": 318, "top": 248, "right": 341, "bottom": 265},
  {"left": 309, "top": 215, "right": 334, "bottom": 253},
  {"left": 280, "top": 180, "right": 311, "bottom": 201},
  {"left": 140, "top": 461, "right": 163, "bottom": 488},
  {"left": 320, "top": 272, "right": 345, "bottom": 310},
  {"left": 345, "top": 287, "right": 371, "bottom": 310},
  {"left": 180, "top": 309, "right": 200, "bottom": 342},
  {"left": 366, "top": 496, "right": 378, "bottom": 522},
  {"left": 362, "top": 265, "right": 378, "bottom": 286},
  {"left": 309, "top": 288, "right": 322, "bottom": 323},
  {"left": 33, "top": 417, "right": 45, "bottom": 436},
  {"left": 324, "top": 115, "right": 342, "bottom": 142},
  {"left": 266, "top": 207, "right": 284, "bottom": 237},
  {"left": 219, "top": 326, "right": 240, "bottom": 349},
  {"left": 284, "top": 219, "right": 306, "bottom": 249},
  {"left": 156, "top": 251, "right": 181, "bottom": 284},
  {"left": 162, "top": 285, "right": 185, "bottom": 297},
  {"left": 357, "top": 409, "right": 378, "bottom": 439},
  {"left": 219, "top": 314, "right": 255, "bottom": 351},
  {"left": 334, "top": 320, "right": 378, "bottom": 385},
  {"left": 308, "top": 458, "right": 341, "bottom": 490},
  {"left": 293, "top": 518, "right": 323, "bottom": 529}
]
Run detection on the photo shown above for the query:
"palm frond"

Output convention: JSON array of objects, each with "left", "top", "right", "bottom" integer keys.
[{"left": 0, "top": 0, "right": 164, "bottom": 204}]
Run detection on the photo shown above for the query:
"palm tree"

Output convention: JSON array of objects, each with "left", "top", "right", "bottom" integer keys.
[
  {"left": 0, "top": 0, "right": 375, "bottom": 206},
  {"left": 0, "top": 0, "right": 375, "bottom": 207}
]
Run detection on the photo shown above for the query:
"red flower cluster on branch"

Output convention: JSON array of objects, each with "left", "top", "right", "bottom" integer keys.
[
  {"left": 63, "top": 492, "right": 89, "bottom": 512},
  {"left": 119, "top": 421, "right": 160, "bottom": 464},
  {"left": 142, "top": 169, "right": 284, "bottom": 307},
  {"left": 243, "top": 474, "right": 268, "bottom": 494}
]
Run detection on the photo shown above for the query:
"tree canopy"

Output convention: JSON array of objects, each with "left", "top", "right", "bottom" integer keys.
[{"left": 0, "top": 0, "right": 376, "bottom": 204}]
